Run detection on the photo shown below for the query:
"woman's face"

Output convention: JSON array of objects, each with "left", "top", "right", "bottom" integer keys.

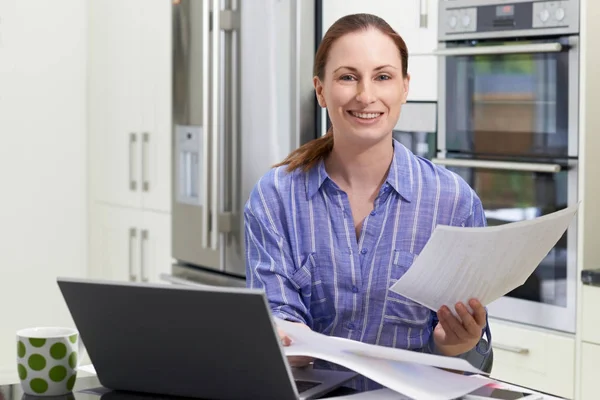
[{"left": 314, "top": 28, "right": 409, "bottom": 146}]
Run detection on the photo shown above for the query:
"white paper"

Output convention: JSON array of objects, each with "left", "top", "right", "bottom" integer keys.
[
  {"left": 77, "top": 364, "right": 97, "bottom": 375},
  {"left": 277, "top": 319, "right": 482, "bottom": 374},
  {"left": 276, "top": 319, "right": 489, "bottom": 400},
  {"left": 389, "top": 204, "right": 579, "bottom": 313},
  {"left": 328, "top": 388, "right": 413, "bottom": 399}
]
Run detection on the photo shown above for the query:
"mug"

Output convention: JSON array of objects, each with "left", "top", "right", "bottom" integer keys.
[{"left": 16, "top": 327, "right": 83, "bottom": 396}]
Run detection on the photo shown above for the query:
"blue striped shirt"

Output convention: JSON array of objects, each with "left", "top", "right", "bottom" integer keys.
[{"left": 244, "top": 139, "right": 491, "bottom": 390}]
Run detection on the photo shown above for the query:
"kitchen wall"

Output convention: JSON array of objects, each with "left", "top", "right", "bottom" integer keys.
[{"left": 0, "top": 0, "right": 88, "bottom": 381}]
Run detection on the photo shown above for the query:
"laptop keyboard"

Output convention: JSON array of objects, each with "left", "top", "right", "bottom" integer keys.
[{"left": 294, "top": 380, "right": 320, "bottom": 393}]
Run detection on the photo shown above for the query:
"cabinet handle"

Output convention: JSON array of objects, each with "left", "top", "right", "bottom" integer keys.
[
  {"left": 419, "top": 0, "right": 428, "bottom": 28},
  {"left": 140, "top": 229, "right": 149, "bottom": 282},
  {"left": 142, "top": 132, "right": 150, "bottom": 192},
  {"left": 128, "top": 227, "right": 137, "bottom": 281},
  {"left": 210, "top": 0, "right": 220, "bottom": 251},
  {"left": 493, "top": 343, "right": 530, "bottom": 354},
  {"left": 129, "top": 133, "right": 137, "bottom": 191}
]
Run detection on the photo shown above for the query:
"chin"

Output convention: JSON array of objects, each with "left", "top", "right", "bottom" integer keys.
[{"left": 346, "top": 130, "right": 391, "bottom": 146}]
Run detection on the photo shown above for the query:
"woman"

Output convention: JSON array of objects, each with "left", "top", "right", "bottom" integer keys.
[{"left": 244, "top": 13, "right": 491, "bottom": 390}]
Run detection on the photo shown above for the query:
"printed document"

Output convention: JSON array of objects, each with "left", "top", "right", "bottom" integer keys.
[
  {"left": 276, "top": 318, "right": 490, "bottom": 400},
  {"left": 389, "top": 204, "right": 579, "bottom": 314}
]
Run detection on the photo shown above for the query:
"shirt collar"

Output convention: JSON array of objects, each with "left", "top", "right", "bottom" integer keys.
[
  {"left": 387, "top": 139, "right": 413, "bottom": 202},
  {"left": 305, "top": 138, "right": 413, "bottom": 202},
  {"left": 306, "top": 159, "right": 330, "bottom": 200}
]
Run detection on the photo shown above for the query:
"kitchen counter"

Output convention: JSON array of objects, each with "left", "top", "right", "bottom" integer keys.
[
  {"left": 0, "top": 373, "right": 566, "bottom": 400},
  {"left": 0, "top": 375, "right": 360, "bottom": 400}
]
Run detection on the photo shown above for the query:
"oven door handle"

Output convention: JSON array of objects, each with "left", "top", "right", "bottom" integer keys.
[
  {"left": 432, "top": 158, "right": 562, "bottom": 173},
  {"left": 432, "top": 42, "right": 563, "bottom": 56}
]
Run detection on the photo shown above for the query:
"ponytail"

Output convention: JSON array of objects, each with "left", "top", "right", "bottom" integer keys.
[{"left": 274, "top": 127, "right": 334, "bottom": 172}]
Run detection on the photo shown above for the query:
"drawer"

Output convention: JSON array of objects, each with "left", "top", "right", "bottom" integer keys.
[
  {"left": 488, "top": 318, "right": 575, "bottom": 399},
  {"left": 581, "top": 342, "right": 600, "bottom": 400},
  {"left": 581, "top": 285, "right": 600, "bottom": 344}
]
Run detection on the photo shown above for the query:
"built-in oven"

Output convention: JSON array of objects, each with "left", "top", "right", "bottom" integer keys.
[{"left": 434, "top": 0, "right": 580, "bottom": 333}]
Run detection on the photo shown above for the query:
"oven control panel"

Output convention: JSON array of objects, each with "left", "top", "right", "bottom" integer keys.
[
  {"left": 439, "top": 0, "right": 579, "bottom": 41},
  {"left": 532, "top": 1, "right": 570, "bottom": 28}
]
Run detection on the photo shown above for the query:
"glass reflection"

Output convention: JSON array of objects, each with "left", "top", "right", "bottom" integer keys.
[
  {"left": 445, "top": 39, "right": 569, "bottom": 158},
  {"left": 449, "top": 165, "right": 568, "bottom": 307}
]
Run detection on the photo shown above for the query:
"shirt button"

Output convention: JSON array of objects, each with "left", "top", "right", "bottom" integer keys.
[
  {"left": 370, "top": 210, "right": 376, "bottom": 216},
  {"left": 347, "top": 323, "right": 356, "bottom": 330},
  {"left": 360, "top": 248, "right": 367, "bottom": 255},
  {"left": 352, "top": 286, "right": 359, "bottom": 293}
]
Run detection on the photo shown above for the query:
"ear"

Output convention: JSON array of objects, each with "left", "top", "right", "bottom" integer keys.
[
  {"left": 402, "top": 73, "right": 411, "bottom": 104},
  {"left": 313, "top": 76, "right": 327, "bottom": 108}
]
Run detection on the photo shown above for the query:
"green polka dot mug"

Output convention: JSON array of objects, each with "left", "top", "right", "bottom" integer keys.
[{"left": 16, "top": 327, "right": 84, "bottom": 396}]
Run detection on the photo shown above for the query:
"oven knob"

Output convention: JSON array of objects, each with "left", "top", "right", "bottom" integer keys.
[
  {"left": 555, "top": 8, "right": 565, "bottom": 21},
  {"left": 539, "top": 9, "right": 550, "bottom": 22},
  {"left": 462, "top": 14, "right": 471, "bottom": 27},
  {"left": 449, "top": 15, "right": 457, "bottom": 28}
]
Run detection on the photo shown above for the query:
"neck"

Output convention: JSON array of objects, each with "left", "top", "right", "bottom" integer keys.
[{"left": 325, "top": 136, "right": 394, "bottom": 191}]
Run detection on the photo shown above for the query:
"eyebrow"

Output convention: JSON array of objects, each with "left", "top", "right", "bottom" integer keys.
[{"left": 333, "top": 64, "right": 398, "bottom": 73}]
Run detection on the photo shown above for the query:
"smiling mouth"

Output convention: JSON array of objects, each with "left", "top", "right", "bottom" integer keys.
[{"left": 348, "top": 111, "right": 383, "bottom": 119}]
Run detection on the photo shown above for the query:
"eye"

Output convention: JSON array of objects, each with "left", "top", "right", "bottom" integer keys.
[
  {"left": 339, "top": 75, "right": 356, "bottom": 81},
  {"left": 376, "top": 75, "right": 391, "bottom": 81}
]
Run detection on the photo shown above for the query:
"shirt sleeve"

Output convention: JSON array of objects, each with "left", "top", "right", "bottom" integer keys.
[
  {"left": 244, "top": 206, "right": 312, "bottom": 326},
  {"left": 462, "top": 192, "right": 493, "bottom": 356},
  {"left": 429, "top": 191, "right": 492, "bottom": 356}
]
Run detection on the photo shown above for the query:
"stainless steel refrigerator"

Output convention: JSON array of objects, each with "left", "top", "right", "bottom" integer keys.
[{"left": 166, "top": 0, "right": 317, "bottom": 287}]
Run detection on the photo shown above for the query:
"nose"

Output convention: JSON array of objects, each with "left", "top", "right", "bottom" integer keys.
[{"left": 355, "top": 81, "right": 376, "bottom": 104}]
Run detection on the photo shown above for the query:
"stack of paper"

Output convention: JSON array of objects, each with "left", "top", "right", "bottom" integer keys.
[
  {"left": 276, "top": 319, "right": 491, "bottom": 400},
  {"left": 389, "top": 204, "right": 579, "bottom": 314}
]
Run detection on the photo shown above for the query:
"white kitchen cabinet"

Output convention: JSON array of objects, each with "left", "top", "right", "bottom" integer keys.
[
  {"left": 87, "top": 0, "right": 173, "bottom": 282},
  {"left": 581, "top": 284, "right": 600, "bottom": 344},
  {"left": 89, "top": 203, "right": 172, "bottom": 284},
  {"left": 88, "top": 0, "right": 172, "bottom": 213},
  {"left": 321, "top": 0, "right": 438, "bottom": 101},
  {"left": 488, "top": 318, "right": 575, "bottom": 399},
  {"left": 580, "top": 342, "right": 600, "bottom": 400}
]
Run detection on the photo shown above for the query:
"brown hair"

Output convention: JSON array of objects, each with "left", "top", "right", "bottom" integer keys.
[{"left": 274, "top": 13, "right": 409, "bottom": 173}]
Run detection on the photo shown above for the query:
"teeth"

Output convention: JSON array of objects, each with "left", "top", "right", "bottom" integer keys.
[{"left": 351, "top": 111, "right": 381, "bottom": 119}]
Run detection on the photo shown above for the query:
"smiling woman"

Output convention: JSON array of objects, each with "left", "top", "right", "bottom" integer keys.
[
  {"left": 275, "top": 13, "right": 409, "bottom": 172},
  {"left": 245, "top": 13, "right": 492, "bottom": 392}
]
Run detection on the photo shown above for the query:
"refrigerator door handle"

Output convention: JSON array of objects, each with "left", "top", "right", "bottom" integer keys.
[
  {"left": 200, "top": 0, "right": 210, "bottom": 249},
  {"left": 210, "top": 0, "right": 220, "bottom": 251},
  {"left": 217, "top": 2, "right": 239, "bottom": 241},
  {"left": 229, "top": 3, "right": 240, "bottom": 240}
]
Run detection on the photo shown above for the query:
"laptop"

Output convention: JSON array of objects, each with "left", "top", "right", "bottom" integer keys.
[{"left": 57, "top": 277, "right": 357, "bottom": 400}]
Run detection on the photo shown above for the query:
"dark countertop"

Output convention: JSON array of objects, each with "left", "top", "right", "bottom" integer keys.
[
  {"left": 0, "top": 376, "right": 103, "bottom": 400},
  {"left": 0, "top": 375, "right": 358, "bottom": 400}
]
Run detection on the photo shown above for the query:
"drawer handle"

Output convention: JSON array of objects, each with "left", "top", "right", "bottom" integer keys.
[{"left": 494, "top": 343, "right": 530, "bottom": 354}]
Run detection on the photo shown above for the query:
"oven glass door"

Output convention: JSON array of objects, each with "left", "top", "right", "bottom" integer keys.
[
  {"left": 442, "top": 37, "right": 575, "bottom": 159},
  {"left": 444, "top": 158, "right": 577, "bottom": 333}
]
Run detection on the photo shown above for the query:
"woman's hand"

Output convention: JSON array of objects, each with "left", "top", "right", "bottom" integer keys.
[
  {"left": 433, "top": 298, "right": 487, "bottom": 357},
  {"left": 278, "top": 323, "right": 315, "bottom": 367}
]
